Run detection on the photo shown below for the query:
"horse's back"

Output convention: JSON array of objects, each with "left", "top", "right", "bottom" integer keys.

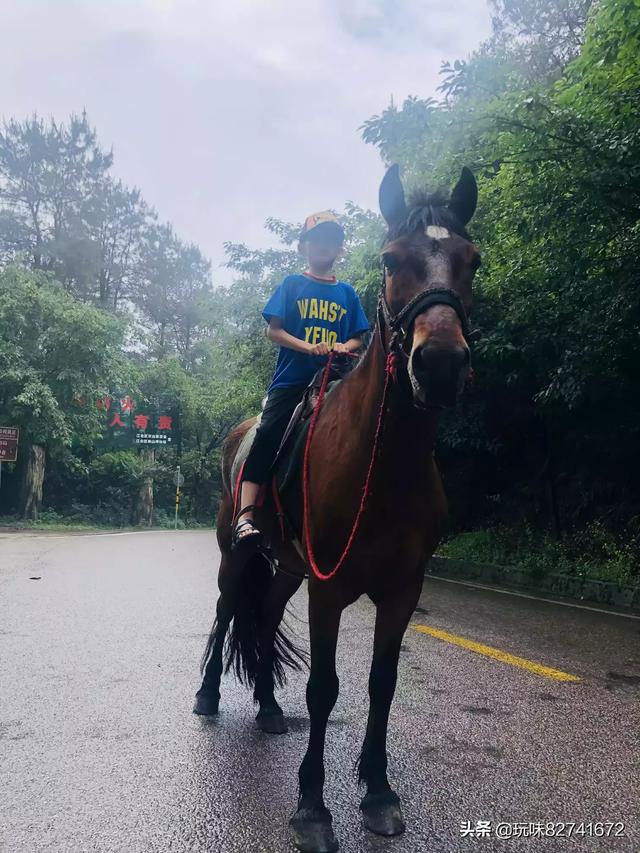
[
  {"left": 221, "top": 417, "right": 258, "bottom": 495},
  {"left": 216, "top": 417, "right": 258, "bottom": 552}
]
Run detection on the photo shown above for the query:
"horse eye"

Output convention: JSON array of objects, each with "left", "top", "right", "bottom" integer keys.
[{"left": 382, "top": 252, "right": 402, "bottom": 274}]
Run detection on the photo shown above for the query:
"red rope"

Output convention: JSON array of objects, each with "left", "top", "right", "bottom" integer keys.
[{"left": 302, "top": 349, "right": 397, "bottom": 581}]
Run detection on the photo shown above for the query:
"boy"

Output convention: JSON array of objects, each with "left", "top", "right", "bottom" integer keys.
[{"left": 233, "top": 211, "right": 370, "bottom": 548}]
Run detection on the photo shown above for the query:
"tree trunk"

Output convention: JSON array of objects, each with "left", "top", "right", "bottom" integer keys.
[
  {"left": 20, "top": 445, "right": 46, "bottom": 520},
  {"left": 132, "top": 449, "right": 154, "bottom": 527}
]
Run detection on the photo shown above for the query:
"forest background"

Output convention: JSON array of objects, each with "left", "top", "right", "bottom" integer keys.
[{"left": 1, "top": 0, "right": 638, "bottom": 583}]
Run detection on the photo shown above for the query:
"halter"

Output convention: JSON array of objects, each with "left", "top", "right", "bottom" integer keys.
[{"left": 376, "top": 272, "right": 471, "bottom": 363}]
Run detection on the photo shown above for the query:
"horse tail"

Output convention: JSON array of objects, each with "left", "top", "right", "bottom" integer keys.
[
  {"left": 200, "top": 419, "right": 308, "bottom": 690},
  {"left": 222, "top": 551, "right": 308, "bottom": 689},
  {"left": 198, "top": 425, "right": 244, "bottom": 679}
]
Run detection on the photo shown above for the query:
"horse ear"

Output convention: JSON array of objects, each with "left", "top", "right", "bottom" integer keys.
[
  {"left": 379, "top": 164, "right": 407, "bottom": 227},
  {"left": 449, "top": 167, "right": 477, "bottom": 226}
]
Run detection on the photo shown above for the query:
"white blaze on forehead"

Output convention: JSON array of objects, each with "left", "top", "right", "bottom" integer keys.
[{"left": 425, "top": 225, "right": 450, "bottom": 239}]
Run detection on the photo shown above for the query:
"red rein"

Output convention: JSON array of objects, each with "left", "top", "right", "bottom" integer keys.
[{"left": 302, "top": 349, "right": 398, "bottom": 581}]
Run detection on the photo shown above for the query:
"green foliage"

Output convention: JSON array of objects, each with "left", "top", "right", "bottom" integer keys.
[
  {"left": 361, "top": 0, "right": 640, "bottom": 538},
  {"left": 0, "top": 266, "right": 129, "bottom": 448},
  {"left": 0, "top": 509, "right": 103, "bottom": 530},
  {"left": 439, "top": 522, "right": 639, "bottom": 584},
  {"left": 90, "top": 450, "right": 151, "bottom": 485}
]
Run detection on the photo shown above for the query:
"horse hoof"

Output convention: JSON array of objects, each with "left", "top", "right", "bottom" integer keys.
[
  {"left": 256, "top": 708, "right": 288, "bottom": 734},
  {"left": 289, "top": 809, "right": 338, "bottom": 853},
  {"left": 193, "top": 690, "right": 219, "bottom": 716},
  {"left": 360, "top": 791, "right": 405, "bottom": 837}
]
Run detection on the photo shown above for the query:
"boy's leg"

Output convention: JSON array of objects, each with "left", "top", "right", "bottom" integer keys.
[
  {"left": 234, "top": 384, "right": 307, "bottom": 540},
  {"left": 237, "top": 479, "right": 260, "bottom": 523}
]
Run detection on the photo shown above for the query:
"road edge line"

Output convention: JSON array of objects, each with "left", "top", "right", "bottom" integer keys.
[{"left": 426, "top": 575, "right": 640, "bottom": 620}]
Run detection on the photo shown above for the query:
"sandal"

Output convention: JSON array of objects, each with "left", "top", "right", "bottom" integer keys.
[{"left": 232, "top": 505, "right": 263, "bottom": 550}]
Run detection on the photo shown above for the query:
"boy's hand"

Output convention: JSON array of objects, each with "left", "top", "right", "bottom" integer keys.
[
  {"left": 308, "top": 342, "right": 331, "bottom": 356},
  {"left": 332, "top": 342, "right": 349, "bottom": 354}
]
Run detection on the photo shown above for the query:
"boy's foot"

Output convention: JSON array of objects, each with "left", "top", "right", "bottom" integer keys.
[{"left": 231, "top": 505, "right": 263, "bottom": 551}]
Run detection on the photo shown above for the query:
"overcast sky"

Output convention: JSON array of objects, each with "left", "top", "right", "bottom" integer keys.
[{"left": 1, "top": 0, "right": 492, "bottom": 281}]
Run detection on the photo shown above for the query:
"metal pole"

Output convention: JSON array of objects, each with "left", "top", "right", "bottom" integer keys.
[{"left": 174, "top": 465, "right": 180, "bottom": 530}]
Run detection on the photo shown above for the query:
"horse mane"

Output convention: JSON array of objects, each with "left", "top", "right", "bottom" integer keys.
[{"left": 388, "top": 189, "right": 471, "bottom": 241}]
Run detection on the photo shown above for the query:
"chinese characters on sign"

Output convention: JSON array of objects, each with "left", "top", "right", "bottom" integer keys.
[
  {"left": 0, "top": 426, "right": 19, "bottom": 462},
  {"left": 89, "top": 395, "right": 178, "bottom": 449}
]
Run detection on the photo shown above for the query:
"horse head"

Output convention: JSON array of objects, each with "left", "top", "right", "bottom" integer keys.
[{"left": 379, "top": 164, "right": 480, "bottom": 410}]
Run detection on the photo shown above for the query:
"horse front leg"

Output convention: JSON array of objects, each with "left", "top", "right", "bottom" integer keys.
[
  {"left": 357, "top": 578, "right": 422, "bottom": 837},
  {"left": 254, "top": 569, "right": 304, "bottom": 734},
  {"left": 290, "top": 595, "right": 342, "bottom": 853}
]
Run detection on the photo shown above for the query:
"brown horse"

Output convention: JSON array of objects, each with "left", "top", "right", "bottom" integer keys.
[{"left": 194, "top": 163, "right": 480, "bottom": 853}]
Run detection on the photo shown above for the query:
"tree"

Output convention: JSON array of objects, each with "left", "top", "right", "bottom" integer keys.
[
  {"left": 0, "top": 113, "right": 111, "bottom": 284},
  {"left": 139, "top": 224, "right": 216, "bottom": 364},
  {"left": 84, "top": 178, "right": 151, "bottom": 312},
  {"left": 0, "top": 267, "right": 129, "bottom": 518},
  {"left": 358, "top": 0, "right": 640, "bottom": 534},
  {"left": 489, "top": 0, "right": 593, "bottom": 78}
]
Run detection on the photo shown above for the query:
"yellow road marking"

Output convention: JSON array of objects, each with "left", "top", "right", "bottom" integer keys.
[{"left": 413, "top": 625, "right": 581, "bottom": 682}]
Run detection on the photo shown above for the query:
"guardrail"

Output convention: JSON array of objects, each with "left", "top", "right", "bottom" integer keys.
[{"left": 426, "top": 556, "right": 640, "bottom": 614}]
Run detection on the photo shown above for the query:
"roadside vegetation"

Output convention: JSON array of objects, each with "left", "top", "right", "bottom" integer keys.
[{"left": 439, "top": 523, "right": 639, "bottom": 586}]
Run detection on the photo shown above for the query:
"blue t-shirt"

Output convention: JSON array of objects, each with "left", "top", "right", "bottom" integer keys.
[{"left": 262, "top": 273, "right": 369, "bottom": 392}]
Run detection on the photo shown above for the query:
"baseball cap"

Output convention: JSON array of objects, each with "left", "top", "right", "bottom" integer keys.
[{"left": 299, "top": 210, "right": 345, "bottom": 243}]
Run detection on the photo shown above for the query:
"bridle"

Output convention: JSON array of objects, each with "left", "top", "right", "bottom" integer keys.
[{"left": 376, "top": 268, "right": 472, "bottom": 365}]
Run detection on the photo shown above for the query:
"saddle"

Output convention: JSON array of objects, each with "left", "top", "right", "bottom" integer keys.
[{"left": 230, "top": 357, "right": 353, "bottom": 509}]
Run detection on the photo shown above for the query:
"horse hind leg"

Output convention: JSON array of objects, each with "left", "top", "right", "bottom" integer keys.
[
  {"left": 254, "top": 567, "right": 306, "bottom": 734},
  {"left": 193, "top": 552, "right": 234, "bottom": 716},
  {"left": 194, "top": 425, "right": 252, "bottom": 715}
]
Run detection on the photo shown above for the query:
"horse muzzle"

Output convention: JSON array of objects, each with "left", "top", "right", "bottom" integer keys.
[{"left": 408, "top": 343, "right": 470, "bottom": 409}]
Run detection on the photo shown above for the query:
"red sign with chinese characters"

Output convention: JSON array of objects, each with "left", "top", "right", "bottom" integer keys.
[
  {"left": 0, "top": 426, "right": 19, "bottom": 462},
  {"left": 88, "top": 394, "right": 178, "bottom": 449}
]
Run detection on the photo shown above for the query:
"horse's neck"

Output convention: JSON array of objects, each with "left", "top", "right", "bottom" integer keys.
[{"left": 331, "top": 326, "right": 438, "bottom": 475}]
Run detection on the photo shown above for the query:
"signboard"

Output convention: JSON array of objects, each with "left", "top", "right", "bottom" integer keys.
[
  {"left": 85, "top": 395, "right": 180, "bottom": 450},
  {"left": 0, "top": 426, "right": 19, "bottom": 462}
]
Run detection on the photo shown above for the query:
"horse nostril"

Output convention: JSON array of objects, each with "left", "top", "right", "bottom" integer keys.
[
  {"left": 411, "top": 344, "right": 470, "bottom": 405},
  {"left": 416, "top": 344, "right": 468, "bottom": 376}
]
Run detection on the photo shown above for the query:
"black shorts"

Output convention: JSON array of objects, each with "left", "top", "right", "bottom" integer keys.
[{"left": 242, "top": 383, "right": 308, "bottom": 484}]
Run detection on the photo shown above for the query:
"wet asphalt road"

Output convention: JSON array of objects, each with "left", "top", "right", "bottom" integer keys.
[{"left": 1, "top": 530, "right": 638, "bottom": 853}]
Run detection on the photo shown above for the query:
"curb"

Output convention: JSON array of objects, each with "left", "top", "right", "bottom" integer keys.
[{"left": 426, "top": 556, "right": 640, "bottom": 615}]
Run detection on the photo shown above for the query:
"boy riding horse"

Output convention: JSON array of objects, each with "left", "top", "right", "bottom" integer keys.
[{"left": 233, "top": 211, "right": 369, "bottom": 549}]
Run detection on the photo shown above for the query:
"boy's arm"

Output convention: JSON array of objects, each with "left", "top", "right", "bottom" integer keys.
[
  {"left": 266, "top": 318, "right": 313, "bottom": 354},
  {"left": 334, "top": 336, "right": 364, "bottom": 354},
  {"left": 267, "top": 320, "right": 363, "bottom": 356},
  {"left": 338, "top": 287, "right": 370, "bottom": 355}
]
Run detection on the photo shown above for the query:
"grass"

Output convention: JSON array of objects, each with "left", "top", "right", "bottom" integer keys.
[
  {"left": 437, "top": 522, "right": 639, "bottom": 586},
  {"left": 0, "top": 508, "right": 210, "bottom": 532},
  {"left": 0, "top": 511, "right": 108, "bottom": 531}
]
